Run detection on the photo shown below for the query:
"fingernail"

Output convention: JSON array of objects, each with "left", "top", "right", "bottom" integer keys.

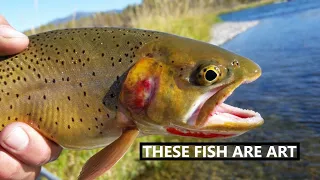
[
  {"left": 0, "top": 25, "right": 27, "bottom": 38},
  {"left": 3, "top": 127, "right": 29, "bottom": 151}
]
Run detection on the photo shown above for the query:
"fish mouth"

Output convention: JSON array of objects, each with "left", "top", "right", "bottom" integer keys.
[{"left": 166, "top": 81, "right": 264, "bottom": 138}]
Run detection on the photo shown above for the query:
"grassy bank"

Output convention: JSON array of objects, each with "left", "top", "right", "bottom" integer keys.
[
  {"left": 35, "top": 0, "right": 276, "bottom": 179},
  {"left": 218, "top": 0, "right": 276, "bottom": 14}
]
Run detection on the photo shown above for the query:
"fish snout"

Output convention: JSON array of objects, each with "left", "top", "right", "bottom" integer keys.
[{"left": 236, "top": 57, "right": 262, "bottom": 83}]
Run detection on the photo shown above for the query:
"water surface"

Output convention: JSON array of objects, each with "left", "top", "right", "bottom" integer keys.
[{"left": 220, "top": 0, "right": 320, "bottom": 178}]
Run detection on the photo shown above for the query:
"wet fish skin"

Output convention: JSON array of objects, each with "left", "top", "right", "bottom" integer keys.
[{"left": 0, "top": 28, "right": 162, "bottom": 149}]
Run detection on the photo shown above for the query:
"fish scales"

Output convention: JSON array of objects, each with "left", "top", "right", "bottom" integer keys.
[{"left": 0, "top": 28, "right": 161, "bottom": 149}]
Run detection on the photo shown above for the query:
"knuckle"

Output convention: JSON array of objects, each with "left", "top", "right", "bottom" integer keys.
[{"left": 0, "top": 159, "right": 20, "bottom": 180}]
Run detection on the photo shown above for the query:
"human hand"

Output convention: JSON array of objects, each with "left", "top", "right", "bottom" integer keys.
[
  {"left": 0, "top": 16, "right": 62, "bottom": 180},
  {"left": 0, "top": 16, "right": 29, "bottom": 55}
]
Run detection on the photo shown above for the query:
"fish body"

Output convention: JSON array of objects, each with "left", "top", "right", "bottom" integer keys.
[
  {"left": 0, "top": 27, "right": 263, "bottom": 179},
  {"left": 0, "top": 28, "right": 154, "bottom": 149}
]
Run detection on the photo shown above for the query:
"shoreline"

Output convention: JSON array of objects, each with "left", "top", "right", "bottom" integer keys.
[{"left": 209, "top": 20, "right": 260, "bottom": 46}]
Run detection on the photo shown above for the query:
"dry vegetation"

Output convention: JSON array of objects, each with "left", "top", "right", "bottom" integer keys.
[
  {"left": 25, "top": 0, "right": 274, "bottom": 40},
  {"left": 33, "top": 0, "right": 275, "bottom": 179}
]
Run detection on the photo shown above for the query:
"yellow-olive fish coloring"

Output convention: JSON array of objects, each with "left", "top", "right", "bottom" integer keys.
[{"left": 0, "top": 27, "right": 263, "bottom": 179}]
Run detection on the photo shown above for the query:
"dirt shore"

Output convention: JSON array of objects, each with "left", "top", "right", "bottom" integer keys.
[{"left": 210, "top": 20, "right": 259, "bottom": 46}]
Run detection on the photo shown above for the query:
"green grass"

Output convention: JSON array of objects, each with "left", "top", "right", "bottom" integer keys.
[{"left": 40, "top": 0, "right": 276, "bottom": 179}]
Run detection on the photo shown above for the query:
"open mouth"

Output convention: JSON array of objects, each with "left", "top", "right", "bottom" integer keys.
[{"left": 166, "top": 82, "right": 264, "bottom": 138}]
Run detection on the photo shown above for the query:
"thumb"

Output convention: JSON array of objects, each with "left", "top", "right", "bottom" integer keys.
[{"left": 0, "top": 15, "right": 29, "bottom": 56}]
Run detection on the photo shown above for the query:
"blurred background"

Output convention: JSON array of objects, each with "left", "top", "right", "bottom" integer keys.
[{"left": 1, "top": 0, "right": 319, "bottom": 179}]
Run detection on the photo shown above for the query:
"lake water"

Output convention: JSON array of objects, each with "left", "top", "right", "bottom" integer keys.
[{"left": 219, "top": 0, "right": 320, "bottom": 179}]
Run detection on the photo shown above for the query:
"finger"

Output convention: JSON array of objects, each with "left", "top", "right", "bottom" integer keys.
[
  {"left": 0, "top": 122, "right": 62, "bottom": 166},
  {"left": 0, "top": 15, "right": 29, "bottom": 56},
  {"left": 0, "top": 147, "right": 40, "bottom": 180}
]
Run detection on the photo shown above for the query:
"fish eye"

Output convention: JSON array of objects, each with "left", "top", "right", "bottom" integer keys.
[
  {"left": 205, "top": 69, "right": 217, "bottom": 81},
  {"left": 195, "top": 65, "right": 220, "bottom": 86}
]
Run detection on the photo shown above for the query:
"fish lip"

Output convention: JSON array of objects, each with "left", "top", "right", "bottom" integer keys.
[
  {"left": 174, "top": 80, "right": 264, "bottom": 137},
  {"left": 199, "top": 84, "right": 263, "bottom": 130},
  {"left": 165, "top": 125, "right": 241, "bottom": 139},
  {"left": 202, "top": 103, "right": 264, "bottom": 131},
  {"left": 166, "top": 101, "right": 263, "bottom": 138},
  {"left": 194, "top": 81, "right": 242, "bottom": 127}
]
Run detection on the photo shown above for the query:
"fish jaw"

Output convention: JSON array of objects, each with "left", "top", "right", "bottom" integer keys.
[
  {"left": 205, "top": 103, "right": 263, "bottom": 131},
  {"left": 166, "top": 102, "right": 263, "bottom": 138},
  {"left": 165, "top": 81, "right": 264, "bottom": 138}
]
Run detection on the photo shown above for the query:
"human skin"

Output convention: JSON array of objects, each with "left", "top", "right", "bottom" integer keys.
[{"left": 0, "top": 15, "right": 62, "bottom": 180}]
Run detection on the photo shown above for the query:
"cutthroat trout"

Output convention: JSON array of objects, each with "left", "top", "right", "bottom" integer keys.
[{"left": 0, "top": 27, "right": 263, "bottom": 179}]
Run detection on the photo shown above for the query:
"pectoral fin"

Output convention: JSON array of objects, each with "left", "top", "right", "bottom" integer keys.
[{"left": 78, "top": 129, "right": 139, "bottom": 180}]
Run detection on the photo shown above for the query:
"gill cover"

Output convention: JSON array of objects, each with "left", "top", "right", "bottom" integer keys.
[{"left": 120, "top": 57, "right": 190, "bottom": 127}]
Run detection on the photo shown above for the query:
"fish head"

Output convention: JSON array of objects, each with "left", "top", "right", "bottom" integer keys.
[{"left": 120, "top": 34, "right": 263, "bottom": 138}]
